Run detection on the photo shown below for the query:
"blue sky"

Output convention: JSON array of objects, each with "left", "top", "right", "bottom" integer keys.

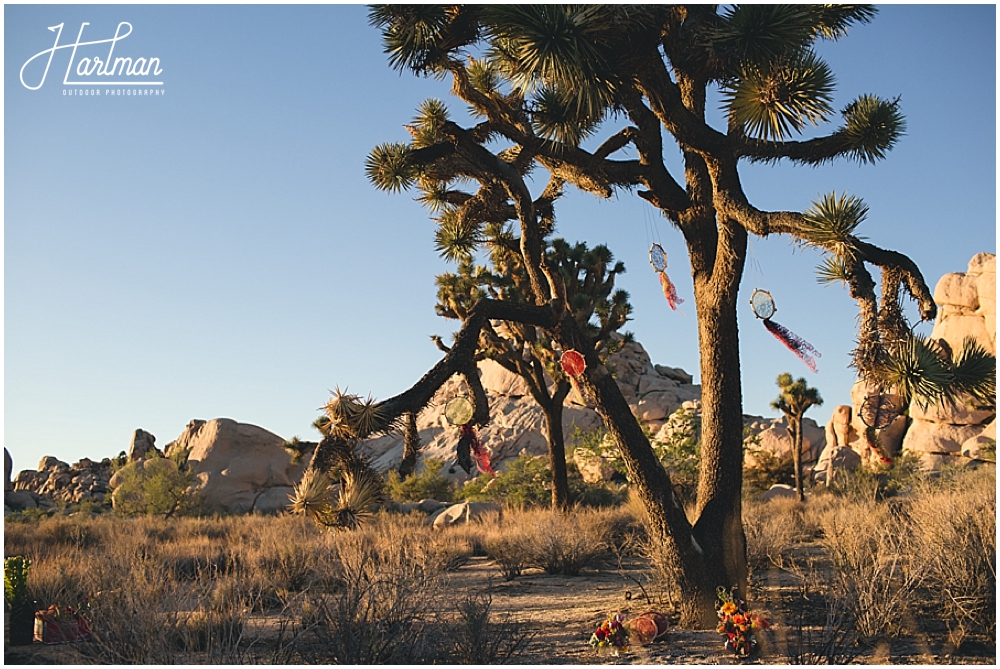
[{"left": 4, "top": 4, "right": 996, "bottom": 472}]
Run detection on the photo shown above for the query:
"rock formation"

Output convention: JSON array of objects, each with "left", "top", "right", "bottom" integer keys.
[
  {"left": 901, "top": 253, "right": 996, "bottom": 470},
  {"left": 163, "top": 418, "right": 308, "bottom": 514},
  {"left": 7, "top": 455, "right": 113, "bottom": 512}
]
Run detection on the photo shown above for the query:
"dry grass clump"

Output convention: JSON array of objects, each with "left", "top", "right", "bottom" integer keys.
[
  {"left": 817, "top": 496, "right": 924, "bottom": 640},
  {"left": 743, "top": 497, "right": 816, "bottom": 572},
  {"left": 445, "top": 589, "right": 535, "bottom": 663},
  {"left": 908, "top": 466, "right": 996, "bottom": 646},
  {"left": 510, "top": 507, "right": 613, "bottom": 576}
]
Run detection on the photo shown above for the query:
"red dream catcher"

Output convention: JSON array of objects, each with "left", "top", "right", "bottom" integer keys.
[
  {"left": 649, "top": 243, "right": 684, "bottom": 311},
  {"left": 749, "top": 289, "right": 821, "bottom": 372},
  {"left": 444, "top": 396, "right": 494, "bottom": 476},
  {"left": 560, "top": 349, "right": 594, "bottom": 404},
  {"left": 858, "top": 394, "right": 898, "bottom": 464}
]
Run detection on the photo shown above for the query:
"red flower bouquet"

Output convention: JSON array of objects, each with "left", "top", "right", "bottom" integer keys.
[{"left": 716, "top": 587, "right": 769, "bottom": 657}]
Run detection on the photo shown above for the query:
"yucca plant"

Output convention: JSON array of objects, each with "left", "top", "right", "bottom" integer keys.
[{"left": 289, "top": 463, "right": 384, "bottom": 531}]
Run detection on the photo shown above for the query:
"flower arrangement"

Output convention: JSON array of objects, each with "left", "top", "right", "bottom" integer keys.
[
  {"left": 589, "top": 613, "right": 629, "bottom": 654},
  {"left": 35, "top": 599, "right": 91, "bottom": 644},
  {"left": 716, "top": 587, "right": 770, "bottom": 657}
]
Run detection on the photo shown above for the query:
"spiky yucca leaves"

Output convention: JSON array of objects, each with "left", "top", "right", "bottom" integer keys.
[
  {"left": 331, "top": 463, "right": 386, "bottom": 531},
  {"left": 323, "top": 387, "right": 385, "bottom": 440},
  {"left": 723, "top": 50, "right": 834, "bottom": 141},
  {"left": 802, "top": 191, "right": 868, "bottom": 260},
  {"left": 434, "top": 209, "right": 484, "bottom": 262},
  {"left": 873, "top": 335, "right": 997, "bottom": 411},
  {"left": 365, "top": 142, "right": 417, "bottom": 193},
  {"left": 289, "top": 468, "right": 334, "bottom": 523},
  {"left": 840, "top": 94, "right": 906, "bottom": 164},
  {"left": 290, "top": 463, "right": 385, "bottom": 531},
  {"left": 951, "top": 337, "right": 997, "bottom": 410},
  {"left": 482, "top": 5, "right": 630, "bottom": 120},
  {"left": 816, "top": 255, "right": 850, "bottom": 286},
  {"left": 531, "top": 85, "right": 602, "bottom": 146},
  {"left": 369, "top": 5, "right": 454, "bottom": 75}
]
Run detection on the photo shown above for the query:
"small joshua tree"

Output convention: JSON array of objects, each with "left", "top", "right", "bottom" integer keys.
[{"left": 771, "top": 373, "right": 822, "bottom": 502}]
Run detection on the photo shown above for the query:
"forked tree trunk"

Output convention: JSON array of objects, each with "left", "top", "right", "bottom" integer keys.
[
  {"left": 549, "top": 316, "right": 718, "bottom": 627},
  {"left": 688, "top": 278, "right": 749, "bottom": 611}
]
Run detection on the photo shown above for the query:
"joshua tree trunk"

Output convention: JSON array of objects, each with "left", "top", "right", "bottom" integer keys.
[
  {"left": 790, "top": 416, "right": 805, "bottom": 501},
  {"left": 687, "top": 227, "right": 750, "bottom": 611},
  {"left": 398, "top": 412, "right": 420, "bottom": 478},
  {"left": 539, "top": 381, "right": 572, "bottom": 510}
]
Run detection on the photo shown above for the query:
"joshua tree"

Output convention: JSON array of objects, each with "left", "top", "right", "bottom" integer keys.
[
  {"left": 293, "top": 6, "right": 995, "bottom": 626},
  {"left": 434, "top": 238, "right": 631, "bottom": 509},
  {"left": 771, "top": 373, "right": 822, "bottom": 502}
]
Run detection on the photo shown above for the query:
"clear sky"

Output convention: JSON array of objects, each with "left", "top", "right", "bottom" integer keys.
[{"left": 4, "top": 4, "right": 996, "bottom": 473}]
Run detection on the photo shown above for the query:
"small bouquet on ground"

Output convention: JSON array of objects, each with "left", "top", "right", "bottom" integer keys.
[
  {"left": 35, "top": 599, "right": 92, "bottom": 644},
  {"left": 716, "top": 587, "right": 770, "bottom": 658},
  {"left": 589, "top": 613, "right": 629, "bottom": 654}
]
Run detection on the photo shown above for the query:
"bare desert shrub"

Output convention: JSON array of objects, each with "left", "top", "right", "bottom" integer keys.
[
  {"left": 819, "top": 498, "right": 924, "bottom": 640},
  {"left": 300, "top": 519, "right": 443, "bottom": 663},
  {"left": 444, "top": 589, "right": 534, "bottom": 663},
  {"left": 516, "top": 507, "right": 610, "bottom": 575},
  {"left": 743, "top": 498, "right": 814, "bottom": 572},
  {"left": 484, "top": 527, "right": 530, "bottom": 581},
  {"left": 908, "top": 466, "right": 996, "bottom": 645}
]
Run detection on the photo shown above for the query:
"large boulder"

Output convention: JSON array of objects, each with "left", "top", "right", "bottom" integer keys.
[
  {"left": 172, "top": 418, "right": 299, "bottom": 514},
  {"left": 899, "top": 253, "right": 996, "bottom": 470},
  {"left": 429, "top": 501, "right": 502, "bottom": 529}
]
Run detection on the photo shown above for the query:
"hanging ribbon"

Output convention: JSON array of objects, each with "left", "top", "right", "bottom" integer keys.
[
  {"left": 658, "top": 271, "right": 684, "bottom": 310},
  {"left": 751, "top": 289, "right": 820, "bottom": 373},
  {"left": 460, "top": 423, "right": 494, "bottom": 475},
  {"left": 762, "top": 319, "right": 821, "bottom": 373}
]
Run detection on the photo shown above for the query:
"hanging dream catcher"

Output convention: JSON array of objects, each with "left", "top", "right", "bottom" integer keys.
[
  {"left": 749, "top": 289, "right": 821, "bottom": 373},
  {"left": 649, "top": 244, "right": 684, "bottom": 311},
  {"left": 858, "top": 394, "right": 898, "bottom": 465},
  {"left": 444, "top": 396, "right": 494, "bottom": 476},
  {"left": 560, "top": 349, "right": 588, "bottom": 401}
]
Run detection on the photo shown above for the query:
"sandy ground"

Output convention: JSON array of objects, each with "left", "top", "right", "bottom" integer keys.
[{"left": 5, "top": 552, "right": 996, "bottom": 665}]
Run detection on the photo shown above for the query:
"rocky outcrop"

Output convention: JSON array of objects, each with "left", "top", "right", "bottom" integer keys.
[
  {"left": 128, "top": 429, "right": 160, "bottom": 461},
  {"left": 359, "top": 340, "right": 701, "bottom": 481},
  {"left": 429, "top": 501, "right": 503, "bottom": 529},
  {"left": 901, "top": 253, "right": 996, "bottom": 470},
  {"left": 360, "top": 340, "right": 826, "bottom": 484},
  {"left": 162, "top": 418, "right": 304, "bottom": 515},
  {"left": 8, "top": 455, "right": 113, "bottom": 510}
]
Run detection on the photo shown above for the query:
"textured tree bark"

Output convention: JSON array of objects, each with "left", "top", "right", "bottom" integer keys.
[
  {"left": 542, "top": 395, "right": 570, "bottom": 510},
  {"left": 398, "top": 412, "right": 421, "bottom": 479},
  {"left": 790, "top": 415, "right": 805, "bottom": 502}
]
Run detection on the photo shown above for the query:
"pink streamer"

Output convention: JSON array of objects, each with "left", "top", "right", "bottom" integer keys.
[
  {"left": 461, "top": 423, "right": 495, "bottom": 476},
  {"left": 762, "top": 319, "right": 820, "bottom": 372},
  {"left": 658, "top": 271, "right": 684, "bottom": 310}
]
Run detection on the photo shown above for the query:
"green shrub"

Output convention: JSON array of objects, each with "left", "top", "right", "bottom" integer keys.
[
  {"left": 829, "top": 451, "right": 923, "bottom": 500},
  {"left": 651, "top": 407, "right": 701, "bottom": 505},
  {"left": 458, "top": 454, "right": 550, "bottom": 507},
  {"left": 111, "top": 455, "right": 203, "bottom": 517},
  {"left": 743, "top": 449, "right": 795, "bottom": 494},
  {"left": 385, "top": 458, "right": 455, "bottom": 503}
]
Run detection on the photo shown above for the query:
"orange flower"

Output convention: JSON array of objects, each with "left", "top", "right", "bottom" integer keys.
[{"left": 721, "top": 601, "right": 737, "bottom": 615}]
